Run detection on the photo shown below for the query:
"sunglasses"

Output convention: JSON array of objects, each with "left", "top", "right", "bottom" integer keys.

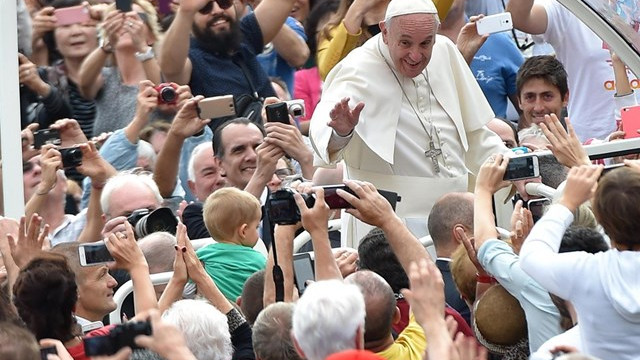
[{"left": 198, "top": 0, "right": 234, "bottom": 14}]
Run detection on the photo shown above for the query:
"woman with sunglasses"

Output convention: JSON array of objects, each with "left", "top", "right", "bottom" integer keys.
[{"left": 77, "top": 0, "right": 163, "bottom": 136}]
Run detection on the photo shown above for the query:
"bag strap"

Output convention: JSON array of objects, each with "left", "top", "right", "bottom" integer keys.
[{"left": 233, "top": 54, "right": 261, "bottom": 100}]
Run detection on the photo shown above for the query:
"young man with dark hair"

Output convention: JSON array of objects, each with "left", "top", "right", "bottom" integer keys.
[{"left": 515, "top": 55, "right": 569, "bottom": 131}]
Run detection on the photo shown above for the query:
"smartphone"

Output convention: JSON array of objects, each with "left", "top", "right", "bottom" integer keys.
[
  {"left": 40, "top": 346, "right": 58, "bottom": 360},
  {"left": 197, "top": 95, "right": 236, "bottom": 119},
  {"left": 621, "top": 105, "right": 640, "bottom": 139},
  {"left": 322, "top": 185, "right": 356, "bottom": 209},
  {"left": 476, "top": 12, "right": 513, "bottom": 35},
  {"left": 526, "top": 198, "right": 550, "bottom": 220},
  {"left": 503, "top": 154, "right": 540, "bottom": 181},
  {"left": 33, "top": 129, "right": 61, "bottom": 149},
  {"left": 54, "top": 5, "right": 90, "bottom": 27},
  {"left": 115, "top": 0, "right": 132, "bottom": 12},
  {"left": 265, "top": 102, "right": 290, "bottom": 124},
  {"left": 293, "top": 253, "right": 315, "bottom": 294},
  {"left": 78, "top": 241, "right": 114, "bottom": 266}
]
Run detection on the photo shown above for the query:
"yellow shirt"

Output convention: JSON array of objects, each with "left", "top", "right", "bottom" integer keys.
[
  {"left": 376, "top": 312, "right": 427, "bottom": 360},
  {"left": 316, "top": 0, "right": 454, "bottom": 80}
]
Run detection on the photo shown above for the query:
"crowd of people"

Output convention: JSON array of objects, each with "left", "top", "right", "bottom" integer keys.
[{"left": 2, "top": 0, "right": 640, "bottom": 359}]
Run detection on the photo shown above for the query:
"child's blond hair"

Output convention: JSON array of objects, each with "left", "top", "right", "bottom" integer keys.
[{"left": 203, "top": 188, "right": 261, "bottom": 242}]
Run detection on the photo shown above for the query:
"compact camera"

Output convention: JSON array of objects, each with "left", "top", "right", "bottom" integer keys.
[
  {"left": 59, "top": 147, "right": 83, "bottom": 168},
  {"left": 83, "top": 321, "right": 152, "bottom": 356},
  {"left": 33, "top": 129, "right": 61, "bottom": 149},
  {"left": 155, "top": 83, "right": 178, "bottom": 105},
  {"left": 285, "top": 99, "right": 305, "bottom": 118},
  {"left": 126, "top": 207, "right": 178, "bottom": 238}
]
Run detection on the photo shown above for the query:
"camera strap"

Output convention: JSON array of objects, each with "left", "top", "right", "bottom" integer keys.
[{"left": 264, "top": 200, "right": 285, "bottom": 302}]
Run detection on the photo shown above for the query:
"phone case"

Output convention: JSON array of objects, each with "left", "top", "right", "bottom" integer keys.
[
  {"left": 266, "top": 103, "right": 290, "bottom": 124},
  {"left": 621, "top": 106, "right": 640, "bottom": 139},
  {"left": 198, "top": 95, "right": 236, "bottom": 119},
  {"left": 116, "top": 0, "right": 133, "bottom": 12},
  {"left": 476, "top": 13, "right": 513, "bottom": 35},
  {"left": 54, "top": 5, "right": 90, "bottom": 26}
]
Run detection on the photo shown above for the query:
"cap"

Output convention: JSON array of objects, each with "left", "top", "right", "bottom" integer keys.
[
  {"left": 326, "top": 350, "right": 385, "bottom": 360},
  {"left": 384, "top": 0, "right": 438, "bottom": 21}
]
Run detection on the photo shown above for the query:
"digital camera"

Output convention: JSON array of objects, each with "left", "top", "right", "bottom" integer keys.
[
  {"left": 59, "top": 147, "right": 83, "bottom": 168},
  {"left": 126, "top": 207, "right": 178, "bottom": 238},
  {"left": 267, "top": 188, "right": 315, "bottom": 225},
  {"left": 83, "top": 321, "right": 152, "bottom": 356},
  {"left": 155, "top": 83, "right": 178, "bottom": 105}
]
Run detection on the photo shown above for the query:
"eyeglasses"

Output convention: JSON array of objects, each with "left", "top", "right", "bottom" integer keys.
[
  {"left": 274, "top": 168, "right": 295, "bottom": 180},
  {"left": 198, "top": 0, "right": 234, "bottom": 14}
]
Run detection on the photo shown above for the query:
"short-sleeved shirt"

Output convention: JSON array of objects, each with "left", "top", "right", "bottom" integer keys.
[
  {"left": 257, "top": 16, "right": 307, "bottom": 94},
  {"left": 470, "top": 33, "right": 523, "bottom": 119},
  {"left": 188, "top": 13, "right": 276, "bottom": 99}
]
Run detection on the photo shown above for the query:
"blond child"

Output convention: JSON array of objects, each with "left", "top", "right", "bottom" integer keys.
[{"left": 196, "top": 187, "right": 266, "bottom": 300}]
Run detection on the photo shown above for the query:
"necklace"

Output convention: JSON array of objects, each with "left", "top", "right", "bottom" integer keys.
[{"left": 378, "top": 40, "right": 443, "bottom": 173}]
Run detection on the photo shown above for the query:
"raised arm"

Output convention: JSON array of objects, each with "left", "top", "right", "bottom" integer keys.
[
  {"left": 24, "top": 146, "right": 61, "bottom": 222},
  {"left": 340, "top": 180, "right": 430, "bottom": 273},
  {"left": 263, "top": 224, "right": 297, "bottom": 306},
  {"left": 252, "top": 0, "right": 296, "bottom": 46},
  {"left": 106, "top": 221, "right": 158, "bottom": 314},
  {"left": 506, "top": 0, "right": 549, "bottom": 35},
  {"left": 264, "top": 122, "right": 315, "bottom": 179},
  {"left": 158, "top": 0, "right": 209, "bottom": 84},
  {"left": 295, "top": 188, "right": 342, "bottom": 280},
  {"left": 473, "top": 154, "right": 511, "bottom": 250},
  {"left": 268, "top": 20, "right": 309, "bottom": 68},
  {"left": 154, "top": 92, "right": 209, "bottom": 198}
]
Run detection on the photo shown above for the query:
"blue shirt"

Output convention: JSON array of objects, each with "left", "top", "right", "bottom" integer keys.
[
  {"left": 188, "top": 12, "right": 276, "bottom": 99},
  {"left": 470, "top": 33, "right": 523, "bottom": 118},
  {"left": 257, "top": 16, "right": 307, "bottom": 95}
]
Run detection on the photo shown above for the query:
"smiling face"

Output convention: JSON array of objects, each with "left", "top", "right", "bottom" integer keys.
[
  {"left": 188, "top": 145, "right": 226, "bottom": 201},
  {"left": 193, "top": 0, "right": 239, "bottom": 48},
  {"left": 218, "top": 123, "right": 264, "bottom": 189},
  {"left": 518, "top": 78, "right": 569, "bottom": 128},
  {"left": 53, "top": 21, "right": 98, "bottom": 60},
  {"left": 381, "top": 13, "right": 439, "bottom": 78},
  {"left": 76, "top": 264, "right": 118, "bottom": 321}
]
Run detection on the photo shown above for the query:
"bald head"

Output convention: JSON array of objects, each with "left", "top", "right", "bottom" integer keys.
[
  {"left": 345, "top": 270, "right": 396, "bottom": 345},
  {"left": 427, "top": 192, "right": 474, "bottom": 257}
]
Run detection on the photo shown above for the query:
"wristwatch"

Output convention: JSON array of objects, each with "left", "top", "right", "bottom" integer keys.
[
  {"left": 100, "top": 39, "right": 114, "bottom": 54},
  {"left": 135, "top": 47, "right": 155, "bottom": 62}
]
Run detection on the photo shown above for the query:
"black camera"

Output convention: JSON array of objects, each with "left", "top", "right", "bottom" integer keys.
[
  {"left": 155, "top": 83, "right": 177, "bottom": 105},
  {"left": 83, "top": 321, "right": 152, "bottom": 356},
  {"left": 267, "top": 188, "right": 315, "bottom": 225},
  {"left": 33, "top": 129, "right": 61, "bottom": 149},
  {"left": 126, "top": 207, "right": 178, "bottom": 238},
  {"left": 59, "top": 147, "right": 83, "bottom": 168}
]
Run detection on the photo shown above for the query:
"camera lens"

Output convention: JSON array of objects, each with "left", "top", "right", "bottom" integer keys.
[
  {"left": 159, "top": 86, "right": 177, "bottom": 103},
  {"left": 134, "top": 208, "right": 177, "bottom": 238}
]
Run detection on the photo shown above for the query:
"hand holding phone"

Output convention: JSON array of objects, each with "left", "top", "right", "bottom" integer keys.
[
  {"left": 476, "top": 12, "right": 513, "bottom": 35},
  {"left": 503, "top": 154, "right": 540, "bottom": 181},
  {"left": 78, "top": 241, "right": 114, "bottom": 266},
  {"left": 265, "top": 102, "right": 290, "bottom": 124},
  {"left": 621, "top": 105, "right": 640, "bottom": 139}
]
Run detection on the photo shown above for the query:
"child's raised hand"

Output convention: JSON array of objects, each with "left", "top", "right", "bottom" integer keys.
[{"left": 558, "top": 165, "right": 603, "bottom": 212}]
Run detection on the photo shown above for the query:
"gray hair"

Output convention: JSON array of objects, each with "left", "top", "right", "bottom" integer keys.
[
  {"left": 162, "top": 299, "right": 232, "bottom": 360},
  {"left": 292, "top": 280, "right": 365, "bottom": 360},
  {"left": 137, "top": 140, "right": 157, "bottom": 171},
  {"left": 252, "top": 302, "right": 302, "bottom": 360},
  {"left": 188, "top": 142, "right": 213, "bottom": 182},
  {"left": 100, "top": 171, "right": 163, "bottom": 217}
]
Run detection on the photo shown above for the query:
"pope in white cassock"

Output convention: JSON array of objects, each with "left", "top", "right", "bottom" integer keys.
[{"left": 309, "top": 0, "right": 509, "bottom": 245}]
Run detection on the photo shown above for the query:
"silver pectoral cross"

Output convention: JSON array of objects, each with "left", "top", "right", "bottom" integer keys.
[{"left": 424, "top": 140, "right": 442, "bottom": 173}]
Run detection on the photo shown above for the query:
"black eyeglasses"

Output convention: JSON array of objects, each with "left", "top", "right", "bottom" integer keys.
[{"left": 198, "top": 0, "right": 234, "bottom": 14}]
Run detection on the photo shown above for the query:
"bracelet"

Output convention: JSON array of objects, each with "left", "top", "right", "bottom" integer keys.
[{"left": 476, "top": 273, "right": 496, "bottom": 284}]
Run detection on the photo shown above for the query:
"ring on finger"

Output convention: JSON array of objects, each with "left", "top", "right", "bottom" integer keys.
[{"left": 127, "top": 21, "right": 133, "bottom": 27}]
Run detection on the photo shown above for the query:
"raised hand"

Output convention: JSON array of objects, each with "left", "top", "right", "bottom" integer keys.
[
  {"left": 76, "top": 142, "right": 116, "bottom": 186},
  {"left": 328, "top": 97, "right": 364, "bottom": 136},
  {"left": 50, "top": 118, "right": 89, "bottom": 146},
  {"left": 340, "top": 180, "right": 395, "bottom": 228},
  {"left": 294, "top": 187, "right": 330, "bottom": 234},
  {"left": 401, "top": 259, "right": 446, "bottom": 328},
  {"left": 557, "top": 165, "right": 603, "bottom": 212},
  {"left": 475, "top": 154, "right": 511, "bottom": 195},
  {"left": 106, "top": 221, "right": 148, "bottom": 271},
  {"left": 123, "top": 11, "right": 148, "bottom": 52},
  {"left": 135, "top": 80, "right": 160, "bottom": 121},
  {"left": 456, "top": 15, "right": 489, "bottom": 64},
  {"left": 509, "top": 200, "right": 533, "bottom": 254},
  {"left": 18, "top": 53, "right": 50, "bottom": 96},
  {"left": 102, "top": 10, "right": 126, "bottom": 47},
  {"left": 32, "top": 7, "right": 57, "bottom": 42},
  {"left": 168, "top": 95, "right": 210, "bottom": 139},
  {"left": 539, "top": 115, "right": 590, "bottom": 167},
  {"left": 8, "top": 214, "right": 50, "bottom": 268}
]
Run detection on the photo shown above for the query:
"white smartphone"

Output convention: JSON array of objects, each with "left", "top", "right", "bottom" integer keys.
[
  {"left": 78, "top": 241, "right": 114, "bottom": 267},
  {"left": 476, "top": 12, "right": 513, "bottom": 35},
  {"left": 503, "top": 154, "right": 540, "bottom": 181},
  {"left": 197, "top": 95, "right": 236, "bottom": 119}
]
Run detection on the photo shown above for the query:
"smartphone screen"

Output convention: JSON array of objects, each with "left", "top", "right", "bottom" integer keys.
[
  {"left": 503, "top": 155, "right": 539, "bottom": 181},
  {"left": 293, "top": 253, "right": 315, "bottom": 294},
  {"left": 322, "top": 185, "right": 355, "bottom": 209},
  {"left": 265, "top": 103, "right": 290, "bottom": 124},
  {"left": 78, "top": 241, "right": 114, "bottom": 266},
  {"left": 527, "top": 198, "right": 550, "bottom": 220}
]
